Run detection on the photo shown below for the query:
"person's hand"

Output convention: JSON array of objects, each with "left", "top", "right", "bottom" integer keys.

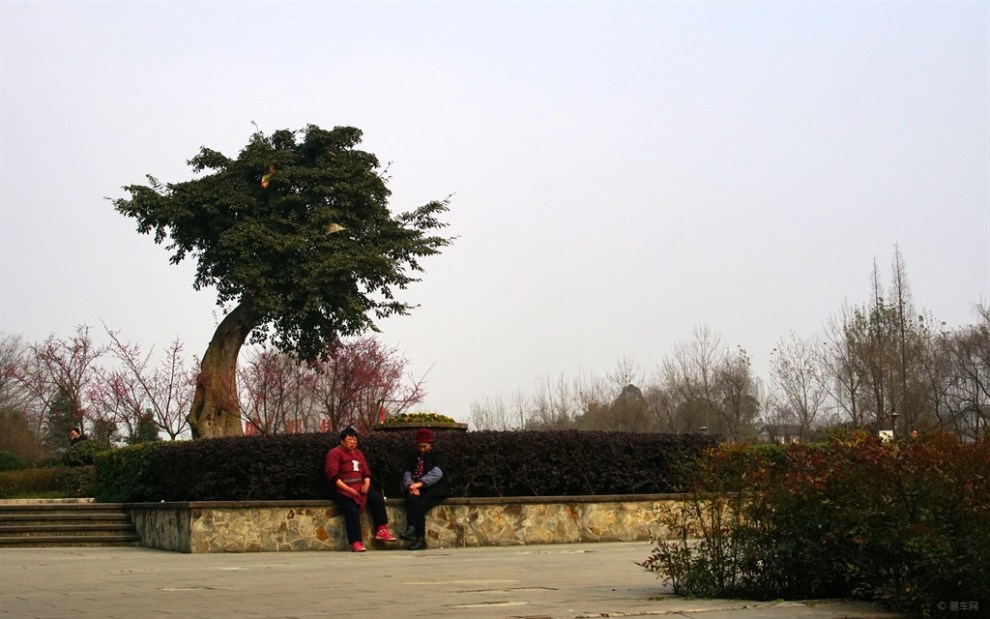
[
  {"left": 361, "top": 480, "right": 370, "bottom": 495},
  {"left": 410, "top": 486, "right": 420, "bottom": 496}
]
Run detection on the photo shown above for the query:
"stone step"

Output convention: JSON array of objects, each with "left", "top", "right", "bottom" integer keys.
[
  {"left": 0, "top": 534, "right": 141, "bottom": 547},
  {"left": 0, "top": 502, "right": 140, "bottom": 548},
  {"left": 0, "top": 523, "right": 137, "bottom": 535},
  {"left": 0, "top": 502, "right": 126, "bottom": 512},
  {"left": 1, "top": 513, "right": 131, "bottom": 524}
]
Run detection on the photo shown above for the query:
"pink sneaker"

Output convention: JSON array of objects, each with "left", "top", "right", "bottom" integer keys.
[
  {"left": 374, "top": 527, "right": 397, "bottom": 542},
  {"left": 350, "top": 541, "right": 366, "bottom": 552}
]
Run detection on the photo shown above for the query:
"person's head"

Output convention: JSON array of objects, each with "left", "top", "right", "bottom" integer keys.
[
  {"left": 414, "top": 428, "right": 434, "bottom": 453},
  {"left": 70, "top": 427, "right": 81, "bottom": 439},
  {"left": 339, "top": 427, "right": 359, "bottom": 450}
]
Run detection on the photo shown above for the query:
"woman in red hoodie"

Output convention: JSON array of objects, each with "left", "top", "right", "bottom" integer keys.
[{"left": 325, "top": 427, "right": 397, "bottom": 552}]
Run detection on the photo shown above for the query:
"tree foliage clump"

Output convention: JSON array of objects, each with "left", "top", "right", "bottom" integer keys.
[{"left": 112, "top": 125, "right": 451, "bottom": 437}]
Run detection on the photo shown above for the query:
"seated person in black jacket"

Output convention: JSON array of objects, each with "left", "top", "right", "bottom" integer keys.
[{"left": 400, "top": 428, "right": 448, "bottom": 550}]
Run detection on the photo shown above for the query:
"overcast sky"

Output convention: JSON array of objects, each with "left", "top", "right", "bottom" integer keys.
[{"left": 2, "top": 2, "right": 988, "bottom": 425}]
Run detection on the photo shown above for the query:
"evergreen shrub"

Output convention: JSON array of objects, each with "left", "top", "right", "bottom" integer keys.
[
  {"left": 0, "top": 468, "right": 57, "bottom": 498},
  {"left": 0, "top": 465, "right": 96, "bottom": 498},
  {"left": 93, "top": 442, "right": 166, "bottom": 502},
  {"left": 641, "top": 432, "right": 990, "bottom": 616},
  {"left": 0, "top": 450, "right": 24, "bottom": 471},
  {"left": 53, "top": 465, "right": 98, "bottom": 497},
  {"left": 62, "top": 440, "right": 113, "bottom": 467}
]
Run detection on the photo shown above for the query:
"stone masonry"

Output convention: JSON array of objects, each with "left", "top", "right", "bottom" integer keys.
[{"left": 127, "top": 494, "right": 690, "bottom": 553}]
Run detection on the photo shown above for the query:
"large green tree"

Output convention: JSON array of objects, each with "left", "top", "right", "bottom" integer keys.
[{"left": 113, "top": 125, "right": 451, "bottom": 438}]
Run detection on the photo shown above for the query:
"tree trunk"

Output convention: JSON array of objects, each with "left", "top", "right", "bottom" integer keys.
[{"left": 188, "top": 301, "right": 256, "bottom": 438}]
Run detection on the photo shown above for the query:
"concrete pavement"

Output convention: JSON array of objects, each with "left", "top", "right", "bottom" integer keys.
[{"left": 0, "top": 542, "right": 905, "bottom": 619}]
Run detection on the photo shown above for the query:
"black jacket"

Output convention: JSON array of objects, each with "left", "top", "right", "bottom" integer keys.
[{"left": 403, "top": 448, "right": 449, "bottom": 497}]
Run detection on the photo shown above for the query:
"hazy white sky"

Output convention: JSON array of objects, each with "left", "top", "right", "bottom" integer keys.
[{"left": 2, "top": 2, "right": 988, "bottom": 424}]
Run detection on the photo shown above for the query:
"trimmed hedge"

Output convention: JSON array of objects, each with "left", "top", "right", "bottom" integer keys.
[
  {"left": 0, "top": 465, "right": 97, "bottom": 498},
  {"left": 94, "top": 442, "right": 165, "bottom": 503},
  {"left": 94, "top": 430, "right": 717, "bottom": 502},
  {"left": 62, "top": 440, "right": 114, "bottom": 467}
]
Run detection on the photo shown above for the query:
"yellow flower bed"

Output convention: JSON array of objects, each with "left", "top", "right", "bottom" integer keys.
[{"left": 383, "top": 412, "right": 458, "bottom": 425}]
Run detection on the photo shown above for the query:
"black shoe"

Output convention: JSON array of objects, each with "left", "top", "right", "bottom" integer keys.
[
  {"left": 399, "top": 526, "right": 416, "bottom": 541},
  {"left": 408, "top": 536, "right": 427, "bottom": 551}
]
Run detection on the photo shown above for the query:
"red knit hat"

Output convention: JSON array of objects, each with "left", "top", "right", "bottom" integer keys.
[{"left": 414, "top": 428, "right": 434, "bottom": 444}]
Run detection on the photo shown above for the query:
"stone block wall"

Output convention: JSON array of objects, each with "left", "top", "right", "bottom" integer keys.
[{"left": 127, "top": 494, "right": 690, "bottom": 553}]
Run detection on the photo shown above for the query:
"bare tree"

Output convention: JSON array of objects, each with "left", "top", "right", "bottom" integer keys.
[
  {"left": 101, "top": 330, "right": 193, "bottom": 440},
  {"left": 87, "top": 369, "right": 139, "bottom": 443},
  {"left": 887, "top": 245, "right": 933, "bottom": 434},
  {"left": 238, "top": 347, "right": 316, "bottom": 435},
  {"left": 153, "top": 339, "right": 196, "bottom": 439},
  {"left": 5, "top": 346, "right": 55, "bottom": 441},
  {"left": 713, "top": 347, "right": 760, "bottom": 442},
  {"left": 508, "top": 390, "right": 531, "bottom": 430},
  {"left": 941, "top": 303, "right": 990, "bottom": 439},
  {"left": 643, "top": 381, "right": 678, "bottom": 433},
  {"left": 470, "top": 388, "right": 538, "bottom": 431},
  {"left": 653, "top": 325, "right": 727, "bottom": 435},
  {"left": 859, "top": 260, "right": 895, "bottom": 428},
  {"left": 527, "top": 372, "right": 582, "bottom": 430},
  {"left": 822, "top": 304, "right": 866, "bottom": 427},
  {"left": 7, "top": 326, "right": 105, "bottom": 447},
  {"left": 915, "top": 315, "right": 958, "bottom": 431},
  {"left": 0, "top": 334, "right": 46, "bottom": 462},
  {"left": 604, "top": 357, "right": 645, "bottom": 394},
  {"left": 756, "top": 379, "right": 794, "bottom": 443},
  {"left": 471, "top": 394, "right": 515, "bottom": 431},
  {"left": 769, "top": 332, "right": 829, "bottom": 440},
  {"left": 311, "top": 337, "right": 425, "bottom": 434},
  {"left": 0, "top": 334, "right": 33, "bottom": 415},
  {"left": 818, "top": 250, "right": 944, "bottom": 436}
]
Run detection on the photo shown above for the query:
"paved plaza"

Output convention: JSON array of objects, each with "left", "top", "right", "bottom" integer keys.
[{"left": 1, "top": 542, "right": 904, "bottom": 619}]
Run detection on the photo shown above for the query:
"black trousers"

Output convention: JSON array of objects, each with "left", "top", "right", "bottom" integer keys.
[
  {"left": 330, "top": 489, "right": 388, "bottom": 544},
  {"left": 404, "top": 489, "right": 446, "bottom": 536}
]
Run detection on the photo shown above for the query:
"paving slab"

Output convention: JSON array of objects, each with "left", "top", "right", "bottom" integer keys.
[{"left": 0, "top": 542, "right": 906, "bottom": 619}]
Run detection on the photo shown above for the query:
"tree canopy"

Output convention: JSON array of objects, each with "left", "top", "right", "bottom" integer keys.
[
  {"left": 115, "top": 125, "right": 450, "bottom": 359},
  {"left": 112, "top": 125, "right": 451, "bottom": 436}
]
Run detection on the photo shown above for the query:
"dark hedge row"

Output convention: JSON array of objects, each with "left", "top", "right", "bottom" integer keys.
[
  {"left": 94, "top": 430, "right": 717, "bottom": 503},
  {"left": 0, "top": 465, "right": 97, "bottom": 498}
]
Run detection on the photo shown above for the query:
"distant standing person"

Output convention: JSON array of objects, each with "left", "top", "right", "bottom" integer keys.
[
  {"left": 325, "top": 427, "right": 397, "bottom": 552},
  {"left": 69, "top": 427, "right": 87, "bottom": 445},
  {"left": 400, "top": 428, "right": 449, "bottom": 550}
]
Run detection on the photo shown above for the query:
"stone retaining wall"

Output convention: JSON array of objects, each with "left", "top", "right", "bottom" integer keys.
[{"left": 127, "top": 494, "right": 690, "bottom": 553}]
